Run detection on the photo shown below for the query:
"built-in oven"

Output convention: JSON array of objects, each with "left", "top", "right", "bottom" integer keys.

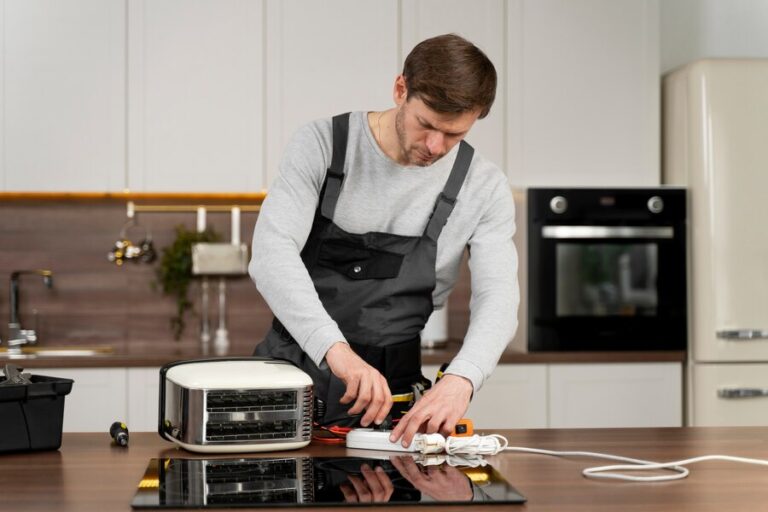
[{"left": 528, "top": 188, "right": 686, "bottom": 351}]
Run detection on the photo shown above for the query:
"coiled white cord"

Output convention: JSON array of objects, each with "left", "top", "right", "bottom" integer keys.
[{"left": 412, "top": 433, "right": 768, "bottom": 482}]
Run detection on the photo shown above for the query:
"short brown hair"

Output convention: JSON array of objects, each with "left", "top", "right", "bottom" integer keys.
[{"left": 402, "top": 34, "right": 497, "bottom": 119}]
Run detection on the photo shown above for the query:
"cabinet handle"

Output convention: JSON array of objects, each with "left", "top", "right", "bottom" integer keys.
[
  {"left": 718, "top": 388, "right": 768, "bottom": 399},
  {"left": 716, "top": 330, "right": 768, "bottom": 340}
]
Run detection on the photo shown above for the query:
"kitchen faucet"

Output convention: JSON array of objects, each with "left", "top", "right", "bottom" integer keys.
[{"left": 6, "top": 269, "right": 54, "bottom": 352}]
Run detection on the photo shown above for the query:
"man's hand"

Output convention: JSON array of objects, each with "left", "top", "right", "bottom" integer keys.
[
  {"left": 325, "top": 342, "right": 393, "bottom": 426},
  {"left": 339, "top": 464, "right": 394, "bottom": 503},
  {"left": 390, "top": 456, "right": 473, "bottom": 501},
  {"left": 389, "top": 374, "right": 472, "bottom": 447}
]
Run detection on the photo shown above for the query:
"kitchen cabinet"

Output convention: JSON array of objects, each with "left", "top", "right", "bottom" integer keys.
[
  {"left": 41, "top": 367, "right": 160, "bottom": 433},
  {"left": 263, "top": 0, "right": 399, "bottom": 188},
  {"left": 2, "top": 0, "right": 659, "bottom": 192},
  {"left": 548, "top": 362, "right": 682, "bottom": 428},
  {"left": 425, "top": 362, "right": 682, "bottom": 429},
  {"left": 42, "top": 368, "right": 128, "bottom": 433},
  {"left": 126, "top": 0, "right": 264, "bottom": 192},
  {"left": 126, "top": 367, "right": 162, "bottom": 432},
  {"left": 397, "top": 0, "right": 659, "bottom": 186},
  {"left": 423, "top": 364, "right": 548, "bottom": 429},
  {"left": 510, "top": 0, "right": 660, "bottom": 187},
  {"left": 1, "top": 0, "right": 125, "bottom": 191}
]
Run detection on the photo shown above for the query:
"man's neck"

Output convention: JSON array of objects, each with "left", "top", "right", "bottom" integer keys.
[{"left": 368, "top": 109, "right": 405, "bottom": 165}]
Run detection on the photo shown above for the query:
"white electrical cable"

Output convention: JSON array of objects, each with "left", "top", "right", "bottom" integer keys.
[{"left": 412, "top": 433, "right": 768, "bottom": 482}]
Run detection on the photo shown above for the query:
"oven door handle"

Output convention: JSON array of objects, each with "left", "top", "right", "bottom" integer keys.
[
  {"left": 541, "top": 226, "right": 675, "bottom": 239},
  {"left": 716, "top": 329, "right": 768, "bottom": 341},
  {"left": 718, "top": 388, "right": 768, "bottom": 399}
]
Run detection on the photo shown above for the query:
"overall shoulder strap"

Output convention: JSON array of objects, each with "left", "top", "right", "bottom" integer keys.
[
  {"left": 319, "top": 113, "right": 351, "bottom": 220},
  {"left": 424, "top": 140, "right": 475, "bottom": 241}
]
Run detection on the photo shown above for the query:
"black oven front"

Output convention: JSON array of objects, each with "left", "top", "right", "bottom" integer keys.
[{"left": 528, "top": 188, "right": 686, "bottom": 351}]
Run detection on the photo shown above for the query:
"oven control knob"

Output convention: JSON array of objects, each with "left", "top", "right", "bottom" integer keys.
[
  {"left": 647, "top": 196, "right": 664, "bottom": 214},
  {"left": 549, "top": 196, "right": 568, "bottom": 214}
]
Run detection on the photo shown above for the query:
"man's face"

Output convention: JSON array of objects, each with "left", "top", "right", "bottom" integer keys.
[{"left": 392, "top": 79, "right": 480, "bottom": 167}]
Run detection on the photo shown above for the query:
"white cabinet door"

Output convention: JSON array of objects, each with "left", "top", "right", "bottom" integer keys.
[
  {"left": 127, "top": 0, "right": 264, "bottom": 192},
  {"left": 691, "top": 363, "right": 768, "bottom": 427},
  {"left": 2, "top": 0, "right": 125, "bottom": 191},
  {"left": 127, "top": 367, "right": 161, "bottom": 432},
  {"left": 264, "top": 0, "right": 399, "bottom": 187},
  {"left": 41, "top": 368, "right": 128, "bottom": 433},
  {"left": 423, "top": 364, "right": 548, "bottom": 429},
  {"left": 511, "top": 0, "right": 660, "bottom": 187},
  {"left": 549, "top": 363, "right": 682, "bottom": 428}
]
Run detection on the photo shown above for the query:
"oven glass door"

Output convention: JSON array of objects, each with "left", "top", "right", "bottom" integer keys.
[{"left": 529, "top": 225, "right": 686, "bottom": 351}]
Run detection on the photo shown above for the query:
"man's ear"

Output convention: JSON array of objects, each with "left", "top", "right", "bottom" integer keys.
[{"left": 393, "top": 74, "right": 408, "bottom": 106}]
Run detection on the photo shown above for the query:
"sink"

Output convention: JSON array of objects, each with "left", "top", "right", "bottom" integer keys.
[{"left": 0, "top": 345, "right": 114, "bottom": 358}]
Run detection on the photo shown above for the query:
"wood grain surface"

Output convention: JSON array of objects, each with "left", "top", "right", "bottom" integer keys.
[{"left": 1, "top": 428, "right": 767, "bottom": 511}]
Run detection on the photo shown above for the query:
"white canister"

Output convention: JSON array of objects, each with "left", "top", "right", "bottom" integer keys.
[{"left": 420, "top": 306, "right": 448, "bottom": 348}]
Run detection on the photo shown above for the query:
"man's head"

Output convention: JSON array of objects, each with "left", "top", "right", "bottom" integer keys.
[{"left": 392, "top": 34, "right": 497, "bottom": 167}]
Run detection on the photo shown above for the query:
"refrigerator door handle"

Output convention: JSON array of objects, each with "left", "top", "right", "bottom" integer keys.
[
  {"left": 718, "top": 388, "right": 768, "bottom": 399},
  {"left": 716, "top": 329, "right": 768, "bottom": 340}
]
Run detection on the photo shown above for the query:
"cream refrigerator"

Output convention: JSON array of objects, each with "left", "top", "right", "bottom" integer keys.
[{"left": 664, "top": 59, "right": 768, "bottom": 426}]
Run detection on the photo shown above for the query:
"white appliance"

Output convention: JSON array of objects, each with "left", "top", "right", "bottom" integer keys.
[
  {"left": 159, "top": 358, "right": 314, "bottom": 453},
  {"left": 664, "top": 59, "right": 768, "bottom": 426}
]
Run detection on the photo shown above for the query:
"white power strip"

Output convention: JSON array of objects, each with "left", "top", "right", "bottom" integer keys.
[
  {"left": 344, "top": 430, "right": 768, "bottom": 483},
  {"left": 345, "top": 428, "right": 420, "bottom": 453}
]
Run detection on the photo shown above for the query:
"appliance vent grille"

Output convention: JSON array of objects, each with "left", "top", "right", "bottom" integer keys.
[
  {"left": 205, "top": 420, "right": 297, "bottom": 442},
  {"left": 206, "top": 389, "right": 297, "bottom": 412},
  {"left": 301, "top": 388, "right": 313, "bottom": 440},
  {"left": 300, "top": 458, "right": 314, "bottom": 503}
]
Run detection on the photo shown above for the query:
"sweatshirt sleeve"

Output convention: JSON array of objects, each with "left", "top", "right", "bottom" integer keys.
[
  {"left": 249, "top": 121, "right": 348, "bottom": 366},
  {"left": 444, "top": 178, "right": 519, "bottom": 392}
]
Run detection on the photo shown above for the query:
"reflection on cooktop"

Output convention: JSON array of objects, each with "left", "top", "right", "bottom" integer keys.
[{"left": 131, "top": 455, "right": 526, "bottom": 508}]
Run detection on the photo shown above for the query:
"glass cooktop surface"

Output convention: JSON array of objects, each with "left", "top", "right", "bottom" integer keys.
[{"left": 131, "top": 455, "right": 526, "bottom": 508}]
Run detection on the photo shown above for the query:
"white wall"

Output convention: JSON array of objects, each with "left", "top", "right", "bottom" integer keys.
[{"left": 661, "top": 0, "right": 768, "bottom": 73}]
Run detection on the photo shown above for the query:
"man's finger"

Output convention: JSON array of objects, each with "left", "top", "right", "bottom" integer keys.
[
  {"left": 374, "top": 466, "right": 394, "bottom": 496},
  {"left": 426, "top": 415, "right": 444, "bottom": 435},
  {"left": 360, "top": 465, "right": 385, "bottom": 499},
  {"left": 360, "top": 377, "right": 384, "bottom": 427},
  {"left": 340, "top": 482, "right": 358, "bottom": 503},
  {"left": 389, "top": 411, "right": 409, "bottom": 442},
  {"left": 339, "top": 375, "right": 360, "bottom": 405},
  {"left": 440, "top": 412, "right": 463, "bottom": 437},
  {"left": 400, "top": 408, "right": 429, "bottom": 447},
  {"left": 347, "top": 475, "right": 372, "bottom": 502},
  {"left": 391, "top": 455, "right": 424, "bottom": 485},
  {"left": 376, "top": 378, "right": 393, "bottom": 424},
  {"left": 348, "top": 374, "right": 372, "bottom": 415},
  {"left": 401, "top": 420, "right": 424, "bottom": 447}
]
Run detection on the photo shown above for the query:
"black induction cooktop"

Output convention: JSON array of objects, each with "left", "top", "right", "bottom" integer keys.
[{"left": 131, "top": 455, "right": 526, "bottom": 508}]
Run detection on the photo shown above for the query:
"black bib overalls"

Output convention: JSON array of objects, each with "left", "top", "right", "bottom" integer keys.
[{"left": 256, "top": 113, "right": 473, "bottom": 426}]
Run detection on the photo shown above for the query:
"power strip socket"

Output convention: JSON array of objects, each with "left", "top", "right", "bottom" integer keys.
[{"left": 345, "top": 428, "right": 420, "bottom": 453}]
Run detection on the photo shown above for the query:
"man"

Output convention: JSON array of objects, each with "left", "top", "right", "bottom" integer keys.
[{"left": 250, "top": 34, "right": 518, "bottom": 447}]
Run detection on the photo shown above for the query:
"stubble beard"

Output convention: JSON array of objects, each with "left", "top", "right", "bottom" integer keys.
[{"left": 395, "top": 106, "right": 434, "bottom": 167}]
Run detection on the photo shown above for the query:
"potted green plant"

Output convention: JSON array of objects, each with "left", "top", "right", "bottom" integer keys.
[{"left": 155, "top": 225, "right": 221, "bottom": 340}]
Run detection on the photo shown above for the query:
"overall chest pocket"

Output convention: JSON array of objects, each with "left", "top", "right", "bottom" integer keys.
[{"left": 317, "top": 239, "right": 404, "bottom": 280}]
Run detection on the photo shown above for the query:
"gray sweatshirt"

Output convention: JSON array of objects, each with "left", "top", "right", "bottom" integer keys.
[{"left": 249, "top": 111, "right": 519, "bottom": 391}]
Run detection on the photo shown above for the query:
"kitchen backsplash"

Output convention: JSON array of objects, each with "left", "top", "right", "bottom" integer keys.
[{"left": 0, "top": 201, "right": 478, "bottom": 350}]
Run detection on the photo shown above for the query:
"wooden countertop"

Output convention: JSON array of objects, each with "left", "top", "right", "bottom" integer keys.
[
  {"left": 0, "top": 339, "right": 686, "bottom": 368},
  {"left": 2, "top": 427, "right": 766, "bottom": 511}
]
